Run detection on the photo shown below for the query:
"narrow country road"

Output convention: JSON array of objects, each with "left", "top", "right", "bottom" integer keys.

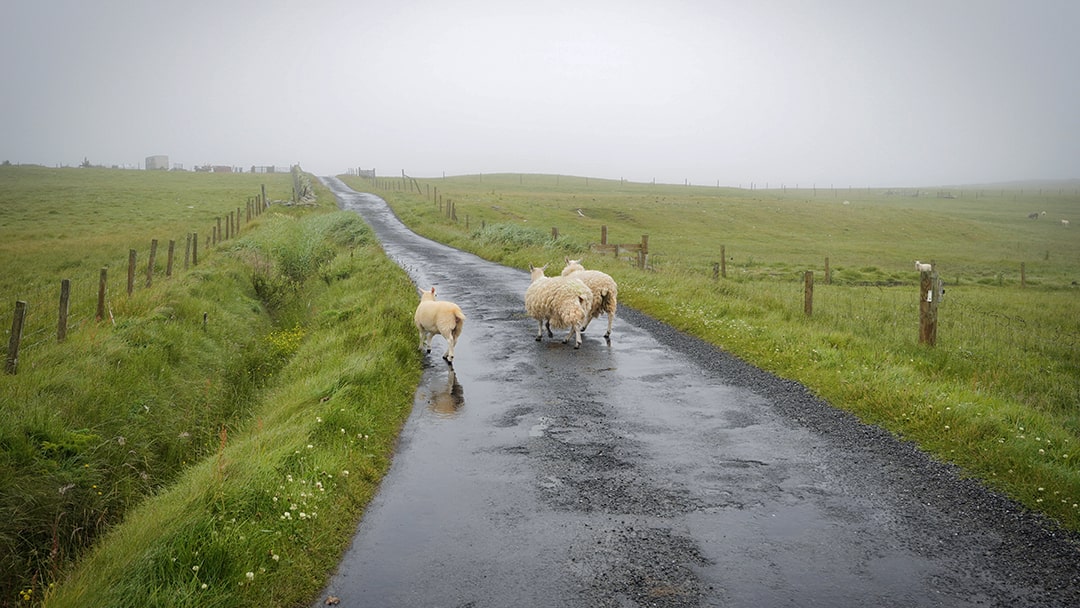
[{"left": 313, "top": 177, "right": 1080, "bottom": 607}]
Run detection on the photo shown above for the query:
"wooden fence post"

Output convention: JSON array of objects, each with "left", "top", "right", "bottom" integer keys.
[
  {"left": 601, "top": 225, "right": 608, "bottom": 245},
  {"left": 97, "top": 268, "right": 107, "bottom": 320},
  {"left": 712, "top": 263, "right": 719, "bottom": 281},
  {"left": 721, "top": 245, "right": 727, "bottom": 278},
  {"left": 639, "top": 235, "right": 649, "bottom": 269},
  {"left": 1020, "top": 262, "right": 1026, "bottom": 288},
  {"left": 166, "top": 239, "right": 175, "bottom": 277},
  {"left": 6, "top": 300, "right": 26, "bottom": 374},
  {"left": 127, "top": 249, "right": 136, "bottom": 296},
  {"left": 146, "top": 239, "right": 158, "bottom": 288},
  {"left": 192, "top": 232, "right": 199, "bottom": 266},
  {"left": 919, "top": 270, "right": 938, "bottom": 346},
  {"left": 825, "top": 256, "right": 831, "bottom": 284},
  {"left": 58, "top": 279, "right": 70, "bottom": 342},
  {"left": 804, "top": 271, "right": 814, "bottom": 316}
]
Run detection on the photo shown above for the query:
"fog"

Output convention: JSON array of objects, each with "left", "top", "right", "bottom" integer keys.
[{"left": 2, "top": 0, "right": 1078, "bottom": 187}]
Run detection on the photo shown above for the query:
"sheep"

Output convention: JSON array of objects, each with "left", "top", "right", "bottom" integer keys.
[
  {"left": 524, "top": 264, "right": 593, "bottom": 348},
  {"left": 413, "top": 287, "right": 465, "bottom": 363},
  {"left": 915, "top": 261, "right": 933, "bottom": 272},
  {"left": 560, "top": 258, "right": 618, "bottom": 341},
  {"left": 1063, "top": 219, "right": 1070, "bottom": 226}
]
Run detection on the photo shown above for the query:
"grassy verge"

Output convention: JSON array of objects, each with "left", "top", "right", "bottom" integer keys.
[
  {"left": 345, "top": 173, "right": 1080, "bottom": 532},
  {"left": 2, "top": 170, "right": 422, "bottom": 607}
]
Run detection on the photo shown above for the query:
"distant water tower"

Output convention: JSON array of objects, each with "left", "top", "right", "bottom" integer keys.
[{"left": 145, "top": 155, "right": 169, "bottom": 170}]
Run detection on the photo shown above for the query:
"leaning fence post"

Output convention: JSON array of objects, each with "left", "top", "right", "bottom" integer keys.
[
  {"left": 6, "top": 300, "right": 27, "bottom": 374},
  {"left": 127, "top": 249, "right": 137, "bottom": 296},
  {"left": 97, "top": 268, "right": 107, "bottom": 320},
  {"left": 58, "top": 279, "right": 70, "bottom": 342},
  {"left": 146, "top": 239, "right": 158, "bottom": 288}
]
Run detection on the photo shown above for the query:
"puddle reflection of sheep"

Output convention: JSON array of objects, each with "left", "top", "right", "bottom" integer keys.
[{"left": 429, "top": 367, "right": 465, "bottom": 416}]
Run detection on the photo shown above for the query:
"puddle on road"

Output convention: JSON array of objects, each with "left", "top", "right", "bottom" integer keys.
[{"left": 425, "top": 365, "right": 465, "bottom": 418}]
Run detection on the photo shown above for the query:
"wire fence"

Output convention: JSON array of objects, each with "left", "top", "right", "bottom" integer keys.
[{"left": 4, "top": 196, "right": 270, "bottom": 374}]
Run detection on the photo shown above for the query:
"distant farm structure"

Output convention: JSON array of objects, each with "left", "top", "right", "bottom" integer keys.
[{"left": 145, "top": 155, "right": 169, "bottom": 170}]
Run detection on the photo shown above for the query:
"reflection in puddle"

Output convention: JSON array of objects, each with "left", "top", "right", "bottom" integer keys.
[{"left": 428, "top": 367, "right": 465, "bottom": 417}]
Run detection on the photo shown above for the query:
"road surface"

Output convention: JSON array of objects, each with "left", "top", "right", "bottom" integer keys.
[{"left": 313, "top": 177, "right": 1080, "bottom": 607}]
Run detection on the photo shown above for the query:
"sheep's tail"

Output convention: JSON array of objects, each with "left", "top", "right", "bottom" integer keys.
[{"left": 451, "top": 309, "right": 466, "bottom": 340}]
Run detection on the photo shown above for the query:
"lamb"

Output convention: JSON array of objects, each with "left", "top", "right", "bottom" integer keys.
[
  {"left": 915, "top": 260, "right": 933, "bottom": 272},
  {"left": 560, "top": 258, "right": 618, "bottom": 341},
  {"left": 524, "top": 264, "right": 593, "bottom": 348},
  {"left": 413, "top": 287, "right": 465, "bottom": 363}
]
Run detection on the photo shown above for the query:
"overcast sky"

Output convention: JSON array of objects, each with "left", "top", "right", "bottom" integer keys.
[{"left": 2, "top": 0, "right": 1078, "bottom": 187}]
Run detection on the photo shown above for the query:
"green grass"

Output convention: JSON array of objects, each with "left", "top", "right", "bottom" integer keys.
[
  {"left": 0, "top": 166, "right": 299, "bottom": 353},
  {"left": 1, "top": 168, "right": 423, "bottom": 607},
  {"left": 347, "top": 172, "right": 1080, "bottom": 531}
]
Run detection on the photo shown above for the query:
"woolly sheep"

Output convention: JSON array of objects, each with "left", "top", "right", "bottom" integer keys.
[
  {"left": 414, "top": 287, "right": 466, "bottom": 363},
  {"left": 524, "top": 264, "right": 593, "bottom": 349},
  {"left": 560, "top": 258, "right": 618, "bottom": 340},
  {"left": 1063, "top": 219, "right": 1070, "bottom": 226},
  {"left": 915, "top": 260, "right": 933, "bottom": 272}
]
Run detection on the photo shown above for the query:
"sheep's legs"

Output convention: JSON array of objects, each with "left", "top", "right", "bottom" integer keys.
[
  {"left": 442, "top": 332, "right": 456, "bottom": 362},
  {"left": 543, "top": 319, "right": 554, "bottom": 338},
  {"left": 535, "top": 320, "right": 545, "bottom": 342},
  {"left": 561, "top": 324, "right": 582, "bottom": 349},
  {"left": 419, "top": 330, "right": 432, "bottom": 353}
]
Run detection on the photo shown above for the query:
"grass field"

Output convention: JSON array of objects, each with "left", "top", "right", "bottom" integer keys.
[
  {"left": 3, "top": 166, "right": 1078, "bottom": 606},
  {"left": 345, "top": 172, "right": 1080, "bottom": 531},
  {"left": 1, "top": 168, "right": 422, "bottom": 607}
]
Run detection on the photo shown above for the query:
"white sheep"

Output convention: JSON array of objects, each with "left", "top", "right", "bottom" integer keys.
[
  {"left": 1062, "top": 219, "right": 1070, "bottom": 226},
  {"left": 915, "top": 260, "right": 933, "bottom": 272},
  {"left": 524, "top": 264, "right": 593, "bottom": 348},
  {"left": 414, "top": 287, "right": 465, "bottom": 363},
  {"left": 560, "top": 258, "right": 618, "bottom": 340}
]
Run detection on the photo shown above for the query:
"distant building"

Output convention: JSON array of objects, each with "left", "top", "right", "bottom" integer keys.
[{"left": 145, "top": 155, "right": 169, "bottom": 170}]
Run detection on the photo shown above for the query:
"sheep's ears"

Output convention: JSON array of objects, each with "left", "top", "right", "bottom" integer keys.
[{"left": 429, "top": 287, "right": 436, "bottom": 296}]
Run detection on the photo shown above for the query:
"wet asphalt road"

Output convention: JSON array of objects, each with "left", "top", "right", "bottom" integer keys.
[{"left": 313, "top": 177, "right": 1080, "bottom": 607}]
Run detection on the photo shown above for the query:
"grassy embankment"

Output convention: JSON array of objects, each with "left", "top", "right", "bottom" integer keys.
[
  {"left": 1, "top": 167, "right": 422, "bottom": 607},
  {"left": 345, "top": 172, "right": 1080, "bottom": 532}
]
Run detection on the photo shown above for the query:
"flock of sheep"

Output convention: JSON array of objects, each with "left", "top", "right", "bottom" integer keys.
[
  {"left": 413, "top": 259, "right": 618, "bottom": 364},
  {"left": 1028, "top": 211, "right": 1070, "bottom": 226}
]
